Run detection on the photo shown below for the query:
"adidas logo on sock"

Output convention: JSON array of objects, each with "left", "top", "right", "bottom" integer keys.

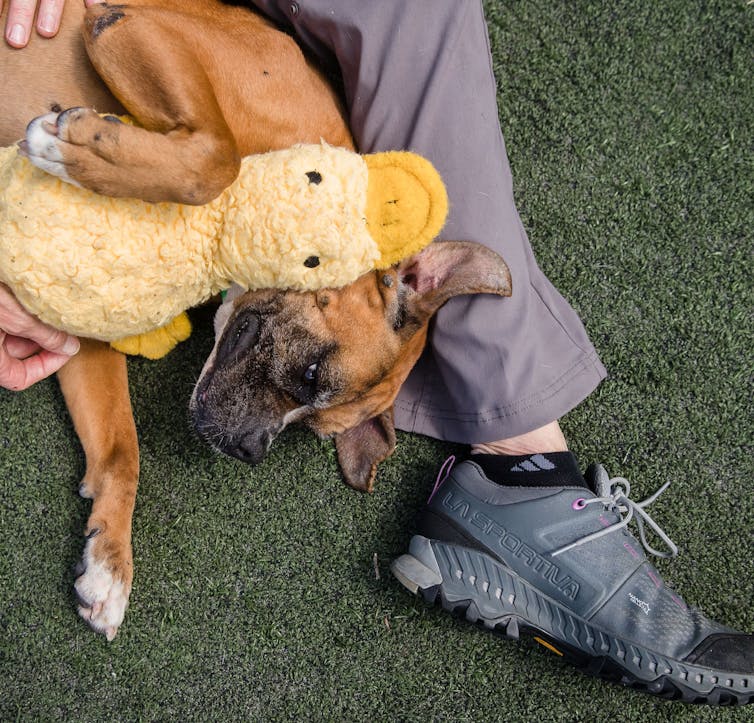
[{"left": 511, "top": 454, "right": 556, "bottom": 473}]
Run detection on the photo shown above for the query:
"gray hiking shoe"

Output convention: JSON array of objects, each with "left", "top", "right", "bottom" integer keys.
[{"left": 391, "top": 458, "right": 754, "bottom": 705}]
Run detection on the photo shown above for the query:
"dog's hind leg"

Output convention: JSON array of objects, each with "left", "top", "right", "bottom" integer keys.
[{"left": 57, "top": 340, "right": 138, "bottom": 640}]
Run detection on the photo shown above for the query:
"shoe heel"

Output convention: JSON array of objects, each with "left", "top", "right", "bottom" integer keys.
[{"left": 390, "top": 535, "right": 443, "bottom": 596}]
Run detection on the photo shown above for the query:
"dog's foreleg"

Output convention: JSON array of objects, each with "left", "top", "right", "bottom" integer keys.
[
  {"left": 22, "top": 3, "right": 241, "bottom": 204},
  {"left": 57, "top": 340, "right": 138, "bottom": 640}
]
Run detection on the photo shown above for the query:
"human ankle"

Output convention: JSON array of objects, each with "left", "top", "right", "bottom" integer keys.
[{"left": 471, "top": 421, "right": 568, "bottom": 457}]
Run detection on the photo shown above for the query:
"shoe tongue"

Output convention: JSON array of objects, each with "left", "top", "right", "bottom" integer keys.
[{"left": 583, "top": 463, "right": 612, "bottom": 495}]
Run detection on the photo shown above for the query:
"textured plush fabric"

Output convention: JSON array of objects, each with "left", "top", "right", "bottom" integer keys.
[{"left": 0, "top": 143, "right": 446, "bottom": 356}]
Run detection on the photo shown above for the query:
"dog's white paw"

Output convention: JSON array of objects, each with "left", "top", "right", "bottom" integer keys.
[
  {"left": 74, "top": 535, "right": 131, "bottom": 641},
  {"left": 20, "top": 112, "right": 81, "bottom": 187}
]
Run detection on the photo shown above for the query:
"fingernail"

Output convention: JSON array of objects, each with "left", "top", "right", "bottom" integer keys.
[
  {"left": 62, "top": 337, "right": 81, "bottom": 356},
  {"left": 38, "top": 13, "right": 58, "bottom": 35},
  {"left": 8, "top": 23, "right": 27, "bottom": 46}
]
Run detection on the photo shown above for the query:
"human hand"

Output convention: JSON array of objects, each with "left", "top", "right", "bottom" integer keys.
[
  {"left": 0, "top": 283, "right": 80, "bottom": 390},
  {"left": 2, "top": 0, "right": 103, "bottom": 48}
]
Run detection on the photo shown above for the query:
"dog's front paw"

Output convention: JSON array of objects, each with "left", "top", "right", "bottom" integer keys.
[
  {"left": 74, "top": 529, "right": 132, "bottom": 641},
  {"left": 19, "top": 111, "right": 81, "bottom": 185},
  {"left": 19, "top": 107, "right": 125, "bottom": 188}
]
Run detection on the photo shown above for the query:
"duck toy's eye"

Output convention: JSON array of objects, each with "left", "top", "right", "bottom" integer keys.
[
  {"left": 305, "top": 170, "right": 322, "bottom": 185},
  {"left": 303, "top": 255, "right": 320, "bottom": 268}
]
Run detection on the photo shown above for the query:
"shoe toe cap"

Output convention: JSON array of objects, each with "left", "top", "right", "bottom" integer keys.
[{"left": 685, "top": 632, "right": 754, "bottom": 674}]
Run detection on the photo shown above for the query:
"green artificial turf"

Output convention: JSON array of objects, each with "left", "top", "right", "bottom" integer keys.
[{"left": 1, "top": 0, "right": 752, "bottom": 719}]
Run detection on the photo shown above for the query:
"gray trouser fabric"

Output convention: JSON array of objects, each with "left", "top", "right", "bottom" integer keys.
[{"left": 249, "top": 0, "right": 607, "bottom": 443}]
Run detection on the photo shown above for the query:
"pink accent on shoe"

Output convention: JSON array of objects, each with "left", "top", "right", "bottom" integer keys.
[
  {"left": 428, "top": 455, "right": 456, "bottom": 503},
  {"left": 572, "top": 498, "right": 587, "bottom": 510},
  {"left": 670, "top": 593, "right": 687, "bottom": 610}
]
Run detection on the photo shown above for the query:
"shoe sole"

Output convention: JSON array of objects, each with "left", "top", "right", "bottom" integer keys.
[{"left": 391, "top": 536, "right": 753, "bottom": 706}]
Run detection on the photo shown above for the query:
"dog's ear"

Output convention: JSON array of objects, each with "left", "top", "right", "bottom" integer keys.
[
  {"left": 330, "top": 242, "right": 510, "bottom": 492},
  {"left": 397, "top": 241, "right": 512, "bottom": 339},
  {"left": 334, "top": 407, "right": 396, "bottom": 492}
]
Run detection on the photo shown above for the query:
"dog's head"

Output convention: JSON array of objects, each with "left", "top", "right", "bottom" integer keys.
[{"left": 190, "top": 241, "right": 511, "bottom": 491}]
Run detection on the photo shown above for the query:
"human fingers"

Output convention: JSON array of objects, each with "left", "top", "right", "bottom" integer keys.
[
  {"left": 35, "top": 0, "right": 65, "bottom": 38},
  {"left": 3, "top": 0, "right": 69, "bottom": 46},
  {"left": 17, "top": 316, "right": 80, "bottom": 356},
  {"left": 4, "top": 0, "right": 36, "bottom": 47},
  {"left": 0, "top": 333, "right": 72, "bottom": 390},
  {"left": 4, "top": 334, "right": 41, "bottom": 359},
  {"left": 0, "top": 283, "right": 80, "bottom": 355}
]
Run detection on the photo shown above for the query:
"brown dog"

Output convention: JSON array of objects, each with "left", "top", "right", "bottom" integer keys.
[
  {"left": 190, "top": 241, "right": 511, "bottom": 487},
  {"left": 0, "top": 0, "right": 511, "bottom": 640}
]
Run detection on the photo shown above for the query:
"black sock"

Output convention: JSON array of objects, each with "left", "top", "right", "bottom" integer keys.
[{"left": 471, "top": 451, "right": 588, "bottom": 489}]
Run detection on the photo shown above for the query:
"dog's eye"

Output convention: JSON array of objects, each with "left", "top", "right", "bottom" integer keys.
[
  {"left": 291, "top": 361, "right": 321, "bottom": 405},
  {"left": 303, "top": 255, "right": 320, "bottom": 268},
  {"left": 302, "top": 362, "right": 318, "bottom": 385},
  {"left": 306, "top": 170, "right": 322, "bottom": 185}
]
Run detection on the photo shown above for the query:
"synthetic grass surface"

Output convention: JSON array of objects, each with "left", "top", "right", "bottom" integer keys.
[{"left": 1, "top": 0, "right": 752, "bottom": 719}]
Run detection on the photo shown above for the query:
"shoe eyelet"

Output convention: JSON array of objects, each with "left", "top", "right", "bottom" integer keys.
[{"left": 572, "top": 498, "right": 587, "bottom": 511}]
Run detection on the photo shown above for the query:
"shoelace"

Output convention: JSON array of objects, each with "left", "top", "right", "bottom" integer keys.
[{"left": 551, "top": 473, "right": 678, "bottom": 559}]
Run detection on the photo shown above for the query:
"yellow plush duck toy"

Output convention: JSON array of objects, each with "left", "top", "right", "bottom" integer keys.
[{"left": 0, "top": 142, "right": 448, "bottom": 358}]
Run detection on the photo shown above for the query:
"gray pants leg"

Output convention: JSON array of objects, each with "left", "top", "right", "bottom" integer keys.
[{"left": 250, "top": 0, "right": 607, "bottom": 443}]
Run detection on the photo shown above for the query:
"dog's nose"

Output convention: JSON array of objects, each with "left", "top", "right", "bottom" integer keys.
[{"left": 226, "top": 431, "right": 271, "bottom": 465}]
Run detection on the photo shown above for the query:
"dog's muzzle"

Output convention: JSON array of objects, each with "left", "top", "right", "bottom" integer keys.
[{"left": 191, "top": 401, "right": 278, "bottom": 466}]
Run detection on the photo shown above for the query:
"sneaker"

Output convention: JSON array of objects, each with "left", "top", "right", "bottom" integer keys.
[{"left": 391, "top": 457, "right": 754, "bottom": 705}]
